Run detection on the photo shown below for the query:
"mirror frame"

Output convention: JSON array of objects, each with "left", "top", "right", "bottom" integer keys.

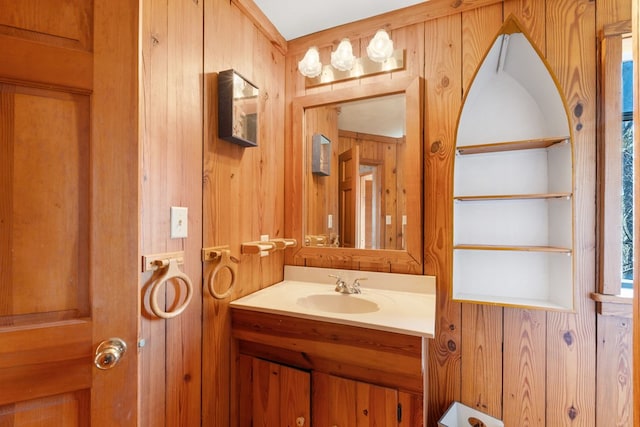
[{"left": 286, "top": 76, "right": 423, "bottom": 271}]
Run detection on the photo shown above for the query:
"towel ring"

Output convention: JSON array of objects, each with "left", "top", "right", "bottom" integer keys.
[
  {"left": 150, "top": 258, "right": 194, "bottom": 319},
  {"left": 207, "top": 250, "right": 238, "bottom": 300}
]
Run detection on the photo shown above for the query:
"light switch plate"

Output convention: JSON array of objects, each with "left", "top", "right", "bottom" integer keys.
[{"left": 170, "top": 206, "right": 188, "bottom": 239}]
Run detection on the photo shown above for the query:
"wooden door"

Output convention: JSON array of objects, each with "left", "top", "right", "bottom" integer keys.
[
  {"left": 338, "top": 146, "right": 360, "bottom": 248},
  {"left": 0, "top": 0, "right": 139, "bottom": 425},
  {"left": 312, "top": 372, "right": 399, "bottom": 426}
]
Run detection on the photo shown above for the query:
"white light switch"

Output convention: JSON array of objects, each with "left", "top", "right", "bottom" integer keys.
[
  {"left": 386, "top": 215, "right": 392, "bottom": 225},
  {"left": 170, "top": 206, "right": 188, "bottom": 238},
  {"left": 328, "top": 214, "right": 333, "bottom": 229}
]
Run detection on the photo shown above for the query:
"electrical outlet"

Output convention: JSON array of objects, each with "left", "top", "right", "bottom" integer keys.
[{"left": 170, "top": 206, "right": 188, "bottom": 239}]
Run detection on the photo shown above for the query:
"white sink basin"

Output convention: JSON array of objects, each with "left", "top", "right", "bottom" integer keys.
[
  {"left": 230, "top": 266, "right": 436, "bottom": 338},
  {"left": 296, "top": 293, "right": 380, "bottom": 314}
]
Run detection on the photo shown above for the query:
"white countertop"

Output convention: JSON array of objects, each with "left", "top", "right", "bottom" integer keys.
[{"left": 230, "top": 266, "right": 436, "bottom": 338}]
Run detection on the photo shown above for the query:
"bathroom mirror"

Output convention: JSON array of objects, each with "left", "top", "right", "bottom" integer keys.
[{"left": 286, "top": 77, "right": 423, "bottom": 269}]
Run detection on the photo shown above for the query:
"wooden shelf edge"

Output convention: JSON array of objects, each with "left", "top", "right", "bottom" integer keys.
[
  {"left": 452, "top": 293, "right": 574, "bottom": 312},
  {"left": 456, "top": 136, "right": 569, "bottom": 155},
  {"left": 454, "top": 192, "right": 572, "bottom": 201},
  {"left": 454, "top": 244, "right": 572, "bottom": 253},
  {"left": 591, "top": 293, "right": 633, "bottom": 317}
]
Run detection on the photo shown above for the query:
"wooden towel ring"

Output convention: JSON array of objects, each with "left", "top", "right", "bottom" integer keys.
[{"left": 150, "top": 258, "right": 194, "bottom": 319}]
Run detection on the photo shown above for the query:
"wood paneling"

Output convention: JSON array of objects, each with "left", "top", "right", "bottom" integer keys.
[
  {"left": 283, "top": 1, "right": 631, "bottom": 427},
  {"left": 202, "top": 0, "right": 286, "bottom": 425},
  {"left": 545, "top": 1, "right": 597, "bottom": 425},
  {"left": 503, "top": 309, "right": 546, "bottom": 426},
  {"left": 423, "top": 13, "right": 463, "bottom": 426},
  {"left": 596, "top": 1, "right": 635, "bottom": 425},
  {"left": 140, "top": 0, "right": 203, "bottom": 425},
  {"left": 459, "top": 5, "right": 504, "bottom": 421}
]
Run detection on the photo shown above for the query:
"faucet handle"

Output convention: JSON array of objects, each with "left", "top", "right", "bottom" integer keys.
[
  {"left": 350, "top": 277, "right": 367, "bottom": 294},
  {"left": 329, "top": 274, "right": 348, "bottom": 293}
]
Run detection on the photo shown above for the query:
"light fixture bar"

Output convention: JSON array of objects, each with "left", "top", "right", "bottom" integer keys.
[{"left": 304, "top": 48, "right": 405, "bottom": 88}]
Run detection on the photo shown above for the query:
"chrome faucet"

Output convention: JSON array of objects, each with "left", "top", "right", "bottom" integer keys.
[{"left": 329, "top": 275, "right": 366, "bottom": 294}]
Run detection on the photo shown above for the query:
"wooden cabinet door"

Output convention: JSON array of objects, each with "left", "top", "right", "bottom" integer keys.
[
  {"left": 312, "top": 372, "right": 399, "bottom": 427},
  {"left": 0, "top": 0, "right": 139, "bottom": 425},
  {"left": 239, "top": 356, "right": 311, "bottom": 427}
]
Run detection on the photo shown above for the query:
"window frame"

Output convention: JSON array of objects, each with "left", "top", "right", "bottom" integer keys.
[{"left": 595, "top": 20, "right": 634, "bottom": 316}]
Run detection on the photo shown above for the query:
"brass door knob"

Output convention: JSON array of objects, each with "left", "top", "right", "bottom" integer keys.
[{"left": 94, "top": 338, "right": 127, "bottom": 370}]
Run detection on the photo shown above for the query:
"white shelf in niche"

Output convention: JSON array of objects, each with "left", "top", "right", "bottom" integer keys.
[
  {"left": 454, "top": 139, "right": 572, "bottom": 197},
  {"left": 453, "top": 249, "right": 573, "bottom": 310},
  {"left": 454, "top": 197, "right": 572, "bottom": 249},
  {"left": 452, "top": 15, "right": 574, "bottom": 311}
]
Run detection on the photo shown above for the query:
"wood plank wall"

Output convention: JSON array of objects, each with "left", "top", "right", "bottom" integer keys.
[
  {"left": 201, "top": 1, "right": 286, "bottom": 426},
  {"left": 138, "top": 0, "right": 633, "bottom": 425},
  {"left": 284, "top": 0, "right": 633, "bottom": 425},
  {"left": 140, "top": 0, "right": 285, "bottom": 424},
  {"left": 140, "top": 0, "right": 204, "bottom": 425}
]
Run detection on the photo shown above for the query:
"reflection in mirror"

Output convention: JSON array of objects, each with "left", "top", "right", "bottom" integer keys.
[{"left": 304, "top": 95, "right": 407, "bottom": 249}]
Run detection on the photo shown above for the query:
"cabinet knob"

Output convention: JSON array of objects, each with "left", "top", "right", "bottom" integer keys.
[{"left": 295, "top": 416, "right": 305, "bottom": 426}]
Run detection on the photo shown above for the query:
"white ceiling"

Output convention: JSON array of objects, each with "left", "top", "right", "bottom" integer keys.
[{"left": 253, "top": 0, "right": 427, "bottom": 40}]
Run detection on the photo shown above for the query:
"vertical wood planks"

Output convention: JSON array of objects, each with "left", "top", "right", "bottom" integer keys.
[
  {"left": 597, "top": 317, "right": 633, "bottom": 426},
  {"left": 140, "top": 0, "right": 204, "bottom": 425},
  {"left": 459, "top": 4, "right": 504, "bottom": 420},
  {"left": 164, "top": 0, "right": 204, "bottom": 425},
  {"left": 140, "top": 0, "right": 169, "bottom": 423},
  {"left": 202, "top": 0, "right": 286, "bottom": 425},
  {"left": 545, "top": 0, "right": 597, "bottom": 425},
  {"left": 503, "top": 309, "right": 546, "bottom": 426},
  {"left": 500, "top": 2, "right": 549, "bottom": 426},
  {"left": 423, "top": 13, "right": 463, "bottom": 426},
  {"left": 595, "top": 1, "right": 634, "bottom": 425}
]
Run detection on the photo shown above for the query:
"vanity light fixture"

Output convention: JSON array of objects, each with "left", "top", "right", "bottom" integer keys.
[
  {"left": 297, "top": 29, "right": 405, "bottom": 87},
  {"left": 367, "top": 29, "right": 394, "bottom": 62},
  {"left": 331, "top": 38, "right": 356, "bottom": 71},
  {"left": 298, "top": 46, "right": 323, "bottom": 78}
]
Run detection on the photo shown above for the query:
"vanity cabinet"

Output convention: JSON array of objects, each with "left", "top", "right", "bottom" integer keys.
[
  {"left": 237, "top": 358, "right": 421, "bottom": 427},
  {"left": 453, "top": 15, "right": 574, "bottom": 311},
  {"left": 231, "top": 308, "right": 424, "bottom": 427}
]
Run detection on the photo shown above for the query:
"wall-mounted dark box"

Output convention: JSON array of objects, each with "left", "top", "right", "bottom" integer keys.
[{"left": 218, "top": 69, "right": 259, "bottom": 147}]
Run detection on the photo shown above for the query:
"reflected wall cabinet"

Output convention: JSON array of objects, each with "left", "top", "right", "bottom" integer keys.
[{"left": 453, "top": 15, "right": 574, "bottom": 311}]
